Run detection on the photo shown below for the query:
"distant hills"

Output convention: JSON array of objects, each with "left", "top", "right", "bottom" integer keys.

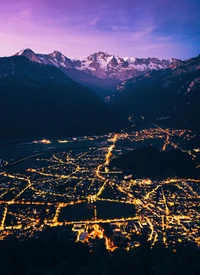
[{"left": 0, "top": 56, "right": 116, "bottom": 140}]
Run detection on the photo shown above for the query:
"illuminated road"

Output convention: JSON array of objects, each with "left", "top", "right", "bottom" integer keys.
[
  {"left": 0, "top": 126, "right": 199, "bottom": 249},
  {"left": 8, "top": 152, "right": 45, "bottom": 166}
]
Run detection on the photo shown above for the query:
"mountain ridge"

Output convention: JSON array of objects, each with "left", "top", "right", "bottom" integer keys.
[
  {"left": 15, "top": 48, "right": 182, "bottom": 81},
  {"left": 108, "top": 54, "right": 200, "bottom": 131},
  {"left": 15, "top": 49, "right": 121, "bottom": 98},
  {"left": 0, "top": 55, "right": 117, "bottom": 140}
]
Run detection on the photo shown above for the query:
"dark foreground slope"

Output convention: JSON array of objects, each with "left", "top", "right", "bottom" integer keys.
[
  {"left": 0, "top": 56, "right": 117, "bottom": 140},
  {"left": 0, "top": 231, "right": 199, "bottom": 275}
]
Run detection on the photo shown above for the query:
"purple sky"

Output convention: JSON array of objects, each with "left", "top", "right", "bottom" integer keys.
[{"left": 0, "top": 0, "right": 199, "bottom": 59}]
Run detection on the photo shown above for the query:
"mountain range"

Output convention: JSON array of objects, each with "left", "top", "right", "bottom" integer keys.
[
  {"left": 0, "top": 55, "right": 117, "bottom": 140},
  {"left": 109, "top": 54, "right": 200, "bottom": 130},
  {"left": 15, "top": 49, "right": 181, "bottom": 81},
  {"left": 0, "top": 49, "right": 199, "bottom": 139},
  {"left": 15, "top": 49, "right": 181, "bottom": 99}
]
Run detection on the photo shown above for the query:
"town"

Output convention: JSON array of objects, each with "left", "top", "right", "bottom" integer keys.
[{"left": 0, "top": 125, "right": 199, "bottom": 251}]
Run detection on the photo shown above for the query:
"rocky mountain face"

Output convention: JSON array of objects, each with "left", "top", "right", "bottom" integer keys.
[
  {"left": 109, "top": 55, "right": 200, "bottom": 130},
  {"left": 0, "top": 56, "right": 117, "bottom": 140},
  {"left": 15, "top": 49, "right": 181, "bottom": 81},
  {"left": 77, "top": 51, "right": 181, "bottom": 80},
  {"left": 15, "top": 49, "right": 121, "bottom": 98},
  {"left": 16, "top": 49, "right": 74, "bottom": 68}
]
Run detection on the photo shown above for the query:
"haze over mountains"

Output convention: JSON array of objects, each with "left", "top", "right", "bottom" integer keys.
[{"left": 0, "top": 49, "right": 199, "bottom": 139}]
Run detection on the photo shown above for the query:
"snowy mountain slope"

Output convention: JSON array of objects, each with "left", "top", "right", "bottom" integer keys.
[{"left": 15, "top": 49, "right": 182, "bottom": 81}]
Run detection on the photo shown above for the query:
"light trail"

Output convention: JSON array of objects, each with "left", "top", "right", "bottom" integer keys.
[
  {"left": 52, "top": 203, "right": 64, "bottom": 223},
  {"left": 162, "top": 135, "right": 170, "bottom": 151},
  {"left": 145, "top": 217, "right": 154, "bottom": 241},
  {"left": 52, "top": 154, "right": 66, "bottom": 164},
  {"left": 8, "top": 152, "right": 45, "bottom": 166},
  {"left": 162, "top": 190, "right": 170, "bottom": 216},
  {"left": 89, "top": 133, "right": 119, "bottom": 201},
  {"left": 7, "top": 211, "right": 37, "bottom": 222},
  {"left": 0, "top": 204, "right": 8, "bottom": 230},
  {"left": 12, "top": 179, "right": 32, "bottom": 202},
  {"left": 153, "top": 124, "right": 173, "bottom": 136},
  {"left": 105, "top": 134, "right": 118, "bottom": 166},
  {"left": 144, "top": 185, "right": 161, "bottom": 200},
  {"left": 30, "top": 186, "right": 67, "bottom": 197},
  {"left": 181, "top": 181, "right": 199, "bottom": 198}
]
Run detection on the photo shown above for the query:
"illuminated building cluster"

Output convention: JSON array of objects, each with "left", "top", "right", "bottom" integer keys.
[{"left": 0, "top": 125, "right": 199, "bottom": 249}]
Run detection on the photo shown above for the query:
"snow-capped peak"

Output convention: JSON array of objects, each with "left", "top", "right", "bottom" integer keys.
[
  {"left": 123, "top": 57, "right": 136, "bottom": 63},
  {"left": 16, "top": 48, "right": 35, "bottom": 56},
  {"left": 14, "top": 48, "right": 182, "bottom": 81},
  {"left": 15, "top": 48, "right": 43, "bottom": 64},
  {"left": 85, "top": 51, "right": 114, "bottom": 62},
  {"left": 49, "top": 50, "right": 63, "bottom": 57}
]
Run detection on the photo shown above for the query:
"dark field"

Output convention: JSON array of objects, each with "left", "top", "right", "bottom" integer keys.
[{"left": 59, "top": 201, "right": 135, "bottom": 222}]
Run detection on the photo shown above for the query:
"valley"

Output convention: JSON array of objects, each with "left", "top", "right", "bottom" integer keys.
[{"left": 0, "top": 122, "right": 199, "bottom": 250}]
